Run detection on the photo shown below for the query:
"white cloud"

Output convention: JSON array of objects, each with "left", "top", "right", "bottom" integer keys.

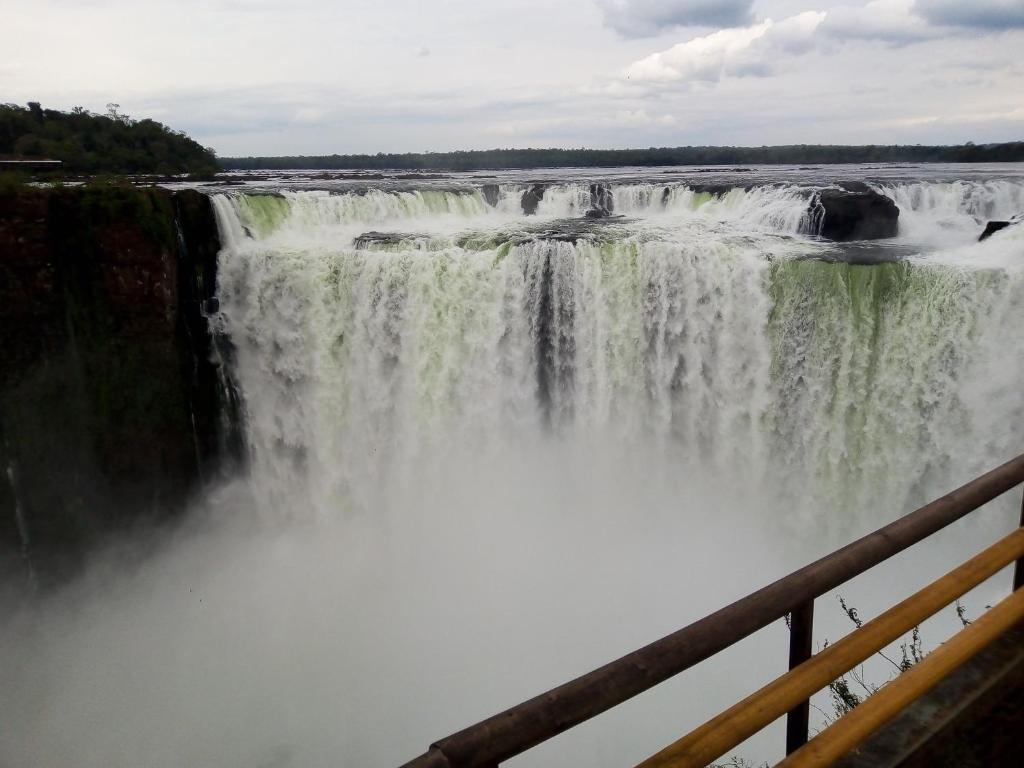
[
  {"left": 623, "top": 11, "right": 825, "bottom": 83},
  {"left": 821, "top": 0, "right": 1024, "bottom": 45},
  {"left": 822, "top": 0, "right": 941, "bottom": 44},
  {"left": 606, "top": 108, "right": 677, "bottom": 125},
  {"left": 890, "top": 105, "right": 1024, "bottom": 126},
  {"left": 596, "top": 0, "right": 754, "bottom": 38},
  {"left": 914, "top": 0, "right": 1024, "bottom": 29},
  {"left": 292, "top": 107, "right": 325, "bottom": 124}
]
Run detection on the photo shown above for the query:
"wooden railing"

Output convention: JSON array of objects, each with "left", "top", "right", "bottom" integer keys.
[{"left": 398, "top": 453, "right": 1024, "bottom": 768}]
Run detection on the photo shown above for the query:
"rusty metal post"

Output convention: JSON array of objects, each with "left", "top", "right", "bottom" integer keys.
[
  {"left": 1014, "top": 489, "right": 1024, "bottom": 591},
  {"left": 786, "top": 600, "right": 815, "bottom": 754}
]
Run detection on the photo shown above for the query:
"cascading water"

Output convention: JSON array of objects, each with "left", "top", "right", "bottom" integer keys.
[
  {"left": 211, "top": 179, "right": 1024, "bottom": 530},
  {"left": 877, "top": 179, "right": 1024, "bottom": 246}
]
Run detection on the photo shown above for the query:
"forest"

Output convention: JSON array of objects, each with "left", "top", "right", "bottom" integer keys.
[
  {"left": 222, "top": 141, "right": 1024, "bottom": 171},
  {"left": 0, "top": 102, "right": 219, "bottom": 175},
  {"left": 5, "top": 100, "right": 1021, "bottom": 175}
]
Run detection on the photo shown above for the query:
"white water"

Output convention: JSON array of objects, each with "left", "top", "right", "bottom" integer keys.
[
  {"left": 3, "top": 176, "right": 1024, "bottom": 768},
  {"left": 210, "top": 181, "right": 1024, "bottom": 525}
]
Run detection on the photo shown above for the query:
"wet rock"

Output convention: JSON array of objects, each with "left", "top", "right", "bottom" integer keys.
[
  {"left": 979, "top": 220, "right": 1014, "bottom": 241},
  {"left": 811, "top": 188, "right": 899, "bottom": 241},
  {"left": 354, "top": 231, "right": 415, "bottom": 248},
  {"left": 481, "top": 184, "right": 501, "bottom": 207},
  {"left": 586, "top": 183, "right": 614, "bottom": 219},
  {"left": 521, "top": 184, "right": 545, "bottom": 215},
  {"left": 0, "top": 186, "right": 237, "bottom": 581},
  {"left": 837, "top": 180, "right": 871, "bottom": 193}
]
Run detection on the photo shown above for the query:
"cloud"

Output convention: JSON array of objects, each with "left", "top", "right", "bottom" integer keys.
[
  {"left": 820, "top": 0, "right": 1024, "bottom": 46},
  {"left": 822, "top": 0, "right": 940, "bottom": 44},
  {"left": 623, "top": 11, "right": 825, "bottom": 83},
  {"left": 913, "top": 0, "right": 1024, "bottom": 29},
  {"left": 606, "top": 108, "right": 677, "bottom": 125},
  {"left": 596, "top": 0, "right": 754, "bottom": 38},
  {"left": 292, "top": 107, "right": 325, "bottom": 124}
]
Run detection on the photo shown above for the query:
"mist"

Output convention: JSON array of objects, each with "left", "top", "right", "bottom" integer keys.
[{"left": 2, "top": 427, "right": 1017, "bottom": 767}]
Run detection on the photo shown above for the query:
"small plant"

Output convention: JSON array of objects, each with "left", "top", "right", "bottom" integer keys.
[
  {"left": 818, "top": 595, "right": 979, "bottom": 724},
  {"left": 0, "top": 171, "right": 29, "bottom": 196},
  {"left": 955, "top": 600, "right": 972, "bottom": 627},
  {"left": 711, "top": 758, "right": 769, "bottom": 768},
  {"left": 828, "top": 674, "right": 861, "bottom": 716}
]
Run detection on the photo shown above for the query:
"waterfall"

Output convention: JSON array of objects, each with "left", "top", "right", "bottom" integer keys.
[
  {"left": 877, "top": 180, "right": 1024, "bottom": 246},
  {"left": 210, "top": 181, "right": 1024, "bottom": 529}
]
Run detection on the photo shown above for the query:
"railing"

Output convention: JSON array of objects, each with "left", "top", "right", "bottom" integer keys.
[{"left": 398, "top": 453, "right": 1024, "bottom": 768}]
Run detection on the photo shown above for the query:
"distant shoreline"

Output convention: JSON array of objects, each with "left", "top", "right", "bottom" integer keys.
[{"left": 221, "top": 142, "right": 1024, "bottom": 172}]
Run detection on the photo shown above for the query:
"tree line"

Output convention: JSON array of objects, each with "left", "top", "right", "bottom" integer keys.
[
  {"left": 222, "top": 142, "right": 1024, "bottom": 171},
  {"left": 4, "top": 100, "right": 1020, "bottom": 175},
  {"left": 0, "top": 102, "right": 219, "bottom": 175}
]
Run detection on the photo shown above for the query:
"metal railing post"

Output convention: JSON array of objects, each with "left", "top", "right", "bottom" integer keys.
[
  {"left": 785, "top": 600, "right": 815, "bottom": 754},
  {"left": 1014, "top": 489, "right": 1024, "bottom": 591}
]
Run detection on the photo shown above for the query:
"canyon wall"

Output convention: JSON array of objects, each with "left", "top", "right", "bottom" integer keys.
[{"left": 0, "top": 184, "right": 236, "bottom": 581}]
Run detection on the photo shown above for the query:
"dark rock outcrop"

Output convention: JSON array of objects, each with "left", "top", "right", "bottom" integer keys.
[
  {"left": 837, "top": 180, "right": 872, "bottom": 193},
  {"left": 481, "top": 184, "right": 501, "bottom": 208},
  {"left": 979, "top": 220, "right": 1013, "bottom": 241},
  {"left": 353, "top": 231, "right": 426, "bottom": 249},
  {"left": 810, "top": 188, "right": 899, "bottom": 241},
  {"left": 585, "top": 183, "right": 614, "bottom": 219},
  {"left": 521, "top": 184, "right": 545, "bottom": 215},
  {"left": 0, "top": 184, "right": 236, "bottom": 582}
]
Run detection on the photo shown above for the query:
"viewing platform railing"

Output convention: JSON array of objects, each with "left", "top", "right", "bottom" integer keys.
[{"left": 398, "top": 453, "right": 1024, "bottom": 768}]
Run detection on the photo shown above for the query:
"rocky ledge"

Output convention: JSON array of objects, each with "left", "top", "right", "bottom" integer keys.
[
  {"left": 979, "top": 215, "right": 1021, "bottom": 241},
  {"left": 809, "top": 183, "right": 900, "bottom": 241},
  {"left": 0, "top": 184, "right": 239, "bottom": 582}
]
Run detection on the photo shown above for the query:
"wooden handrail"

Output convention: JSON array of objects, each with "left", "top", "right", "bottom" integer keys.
[
  {"left": 775, "top": 586, "right": 1024, "bottom": 767},
  {"left": 399, "top": 453, "right": 1024, "bottom": 768},
  {"left": 634, "top": 528, "right": 1024, "bottom": 768}
]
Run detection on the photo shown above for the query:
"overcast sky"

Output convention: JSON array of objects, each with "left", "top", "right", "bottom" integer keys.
[{"left": 2, "top": 0, "right": 1022, "bottom": 155}]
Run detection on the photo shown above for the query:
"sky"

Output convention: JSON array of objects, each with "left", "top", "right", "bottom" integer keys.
[{"left": 1, "top": 0, "right": 1023, "bottom": 156}]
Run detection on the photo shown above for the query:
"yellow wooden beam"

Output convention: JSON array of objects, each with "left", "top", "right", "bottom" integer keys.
[
  {"left": 775, "top": 585, "right": 1024, "bottom": 767},
  {"left": 635, "top": 528, "right": 1024, "bottom": 768}
]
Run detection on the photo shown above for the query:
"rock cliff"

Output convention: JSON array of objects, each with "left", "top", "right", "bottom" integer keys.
[{"left": 0, "top": 184, "right": 237, "bottom": 582}]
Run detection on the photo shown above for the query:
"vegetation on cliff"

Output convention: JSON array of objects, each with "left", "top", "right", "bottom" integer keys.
[
  {"left": 223, "top": 142, "right": 1024, "bottom": 171},
  {"left": 0, "top": 102, "right": 218, "bottom": 175}
]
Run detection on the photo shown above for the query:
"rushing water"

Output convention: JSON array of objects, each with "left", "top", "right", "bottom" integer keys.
[
  {"left": 3, "top": 166, "right": 1024, "bottom": 768},
  {"left": 211, "top": 173, "right": 1024, "bottom": 527}
]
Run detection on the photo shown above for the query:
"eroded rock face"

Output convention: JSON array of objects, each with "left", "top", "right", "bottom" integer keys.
[
  {"left": 0, "top": 185, "right": 236, "bottom": 582},
  {"left": 521, "top": 184, "right": 545, "bottom": 215},
  {"left": 586, "top": 183, "right": 614, "bottom": 219},
  {"left": 481, "top": 184, "right": 501, "bottom": 208},
  {"left": 811, "top": 188, "right": 900, "bottom": 241},
  {"left": 979, "top": 220, "right": 1019, "bottom": 241}
]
